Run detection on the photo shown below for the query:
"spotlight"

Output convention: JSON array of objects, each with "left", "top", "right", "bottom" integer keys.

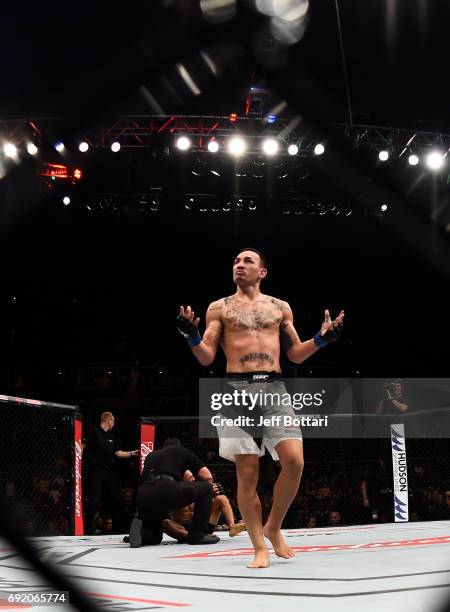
[
  {"left": 62, "top": 196, "right": 71, "bottom": 206},
  {"left": 111, "top": 142, "right": 121, "bottom": 152},
  {"left": 27, "top": 143, "right": 38, "bottom": 155},
  {"left": 378, "top": 150, "right": 389, "bottom": 161},
  {"left": 55, "top": 142, "right": 65, "bottom": 152},
  {"left": 262, "top": 138, "right": 279, "bottom": 156},
  {"left": 408, "top": 154, "right": 419, "bottom": 166},
  {"left": 185, "top": 196, "right": 195, "bottom": 211},
  {"left": 314, "top": 143, "right": 325, "bottom": 155},
  {"left": 267, "top": 114, "right": 277, "bottom": 124},
  {"left": 207, "top": 140, "right": 219, "bottom": 153},
  {"left": 248, "top": 199, "right": 257, "bottom": 211},
  {"left": 176, "top": 136, "right": 191, "bottom": 151},
  {"left": 380, "top": 204, "right": 388, "bottom": 212},
  {"left": 426, "top": 151, "right": 445, "bottom": 171},
  {"left": 288, "top": 144, "right": 298, "bottom": 156},
  {"left": 210, "top": 169, "right": 221, "bottom": 176},
  {"left": 3, "top": 143, "right": 17, "bottom": 158},
  {"left": 235, "top": 197, "right": 244, "bottom": 211},
  {"left": 228, "top": 136, "right": 246, "bottom": 156},
  {"left": 229, "top": 113, "right": 238, "bottom": 123},
  {"left": 79, "top": 142, "right": 89, "bottom": 153},
  {"left": 149, "top": 198, "right": 160, "bottom": 212}
]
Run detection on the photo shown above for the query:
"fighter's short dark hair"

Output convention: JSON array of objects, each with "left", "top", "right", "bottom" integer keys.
[
  {"left": 237, "top": 247, "right": 267, "bottom": 269},
  {"left": 163, "top": 437, "right": 182, "bottom": 447}
]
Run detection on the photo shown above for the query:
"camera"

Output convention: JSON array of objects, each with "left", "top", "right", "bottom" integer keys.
[{"left": 381, "top": 380, "right": 403, "bottom": 400}]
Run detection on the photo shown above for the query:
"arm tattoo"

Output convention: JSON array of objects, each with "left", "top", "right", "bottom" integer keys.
[
  {"left": 280, "top": 322, "right": 294, "bottom": 352},
  {"left": 239, "top": 352, "right": 275, "bottom": 366}
]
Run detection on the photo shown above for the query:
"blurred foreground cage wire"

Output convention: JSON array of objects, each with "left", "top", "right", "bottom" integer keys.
[
  {"left": 142, "top": 414, "right": 449, "bottom": 529},
  {"left": 0, "top": 394, "right": 83, "bottom": 536}
]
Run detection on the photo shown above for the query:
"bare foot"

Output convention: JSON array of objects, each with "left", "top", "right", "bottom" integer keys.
[
  {"left": 247, "top": 547, "right": 270, "bottom": 568},
  {"left": 229, "top": 522, "right": 246, "bottom": 537},
  {"left": 263, "top": 526, "right": 295, "bottom": 559}
]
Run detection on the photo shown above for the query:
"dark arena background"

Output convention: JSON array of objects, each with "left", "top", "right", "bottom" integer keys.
[{"left": 0, "top": 2, "right": 449, "bottom": 611}]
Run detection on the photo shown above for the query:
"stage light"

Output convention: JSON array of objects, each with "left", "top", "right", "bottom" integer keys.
[
  {"left": 27, "top": 143, "right": 38, "bottom": 155},
  {"left": 229, "top": 113, "right": 238, "bottom": 123},
  {"left": 62, "top": 196, "right": 71, "bottom": 206},
  {"left": 228, "top": 136, "right": 246, "bottom": 156},
  {"left": 267, "top": 114, "right": 277, "bottom": 124},
  {"left": 235, "top": 197, "right": 244, "bottom": 211},
  {"left": 149, "top": 198, "right": 160, "bottom": 212},
  {"left": 248, "top": 199, "right": 257, "bottom": 211},
  {"left": 314, "top": 143, "right": 325, "bottom": 155},
  {"left": 380, "top": 204, "right": 388, "bottom": 212},
  {"left": 210, "top": 169, "right": 221, "bottom": 176},
  {"left": 176, "top": 136, "right": 191, "bottom": 151},
  {"left": 111, "top": 142, "right": 121, "bottom": 152},
  {"left": 408, "top": 154, "right": 419, "bottom": 166},
  {"left": 288, "top": 144, "right": 298, "bottom": 156},
  {"left": 74, "top": 169, "right": 82, "bottom": 180},
  {"left": 55, "top": 142, "right": 65, "bottom": 152},
  {"left": 79, "top": 142, "right": 89, "bottom": 153},
  {"left": 207, "top": 140, "right": 219, "bottom": 153},
  {"left": 200, "top": 0, "right": 237, "bottom": 23},
  {"left": 185, "top": 196, "right": 195, "bottom": 211},
  {"left": 379, "top": 150, "right": 389, "bottom": 161},
  {"left": 3, "top": 143, "right": 17, "bottom": 158},
  {"left": 262, "top": 138, "right": 279, "bottom": 156},
  {"left": 426, "top": 151, "right": 445, "bottom": 171}
]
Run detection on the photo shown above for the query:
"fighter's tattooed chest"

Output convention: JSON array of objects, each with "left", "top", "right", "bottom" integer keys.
[{"left": 222, "top": 297, "right": 284, "bottom": 331}]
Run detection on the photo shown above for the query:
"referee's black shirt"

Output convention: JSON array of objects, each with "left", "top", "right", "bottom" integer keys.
[
  {"left": 141, "top": 446, "right": 205, "bottom": 484},
  {"left": 86, "top": 427, "right": 121, "bottom": 471}
]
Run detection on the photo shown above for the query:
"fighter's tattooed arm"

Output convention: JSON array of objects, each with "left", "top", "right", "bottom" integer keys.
[
  {"left": 188, "top": 301, "right": 223, "bottom": 367},
  {"left": 280, "top": 303, "right": 320, "bottom": 364},
  {"left": 280, "top": 321, "right": 294, "bottom": 352}
]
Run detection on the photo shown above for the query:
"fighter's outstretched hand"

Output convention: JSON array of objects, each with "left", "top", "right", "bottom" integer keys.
[
  {"left": 314, "top": 309, "right": 345, "bottom": 348},
  {"left": 177, "top": 305, "right": 202, "bottom": 346}
]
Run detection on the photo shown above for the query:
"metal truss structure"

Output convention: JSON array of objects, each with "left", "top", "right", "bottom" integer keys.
[{"left": 1, "top": 115, "right": 450, "bottom": 158}]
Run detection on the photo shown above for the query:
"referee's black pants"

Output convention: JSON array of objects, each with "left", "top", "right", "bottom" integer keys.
[
  {"left": 136, "top": 479, "right": 213, "bottom": 545},
  {"left": 86, "top": 467, "right": 122, "bottom": 534}
]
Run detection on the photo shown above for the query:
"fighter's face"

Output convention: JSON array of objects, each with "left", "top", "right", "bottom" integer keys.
[
  {"left": 233, "top": 251, "right": 267, "bottom": 286},
  {"left": 108, "top": 416, "right": 115, "bottom": 431}
]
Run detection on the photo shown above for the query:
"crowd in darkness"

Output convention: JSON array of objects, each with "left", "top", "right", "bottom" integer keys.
[
  {"left": 82, "top": 429, "right": 450, "bottom": 536},
  {"left": 1, "top": 435, "right": 449, "bottom": 536},
  {"left": 1, "top": 384, "right": 449, "bottom": 536}
]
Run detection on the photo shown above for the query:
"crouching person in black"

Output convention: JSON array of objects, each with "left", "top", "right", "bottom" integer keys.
[{"left": 128, "top": 438, "right": 220, "bottom": 547}]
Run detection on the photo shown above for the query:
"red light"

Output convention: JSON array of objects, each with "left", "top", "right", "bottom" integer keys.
[
  {"left": 37, "top": 163, "right": 69, "bottom": 178},
  {"left": 37, "top": 163, "right": 83, "bottom": 182},
  {"left": 229, "top": 113, "right": 237, "bottom": 123}
]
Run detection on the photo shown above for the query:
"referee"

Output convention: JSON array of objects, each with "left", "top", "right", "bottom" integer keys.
[
  {"left": 85, "top": 411, "right": 138, "bottom": 534},
  {"left": 129, "top": 438, "right": 219, "bottom": 547}
]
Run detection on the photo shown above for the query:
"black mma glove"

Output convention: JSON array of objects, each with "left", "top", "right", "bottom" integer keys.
[
  {"left": 212, "top": 482, "right": 225, "bottom": 497},
  {"left": 176, "top": 314, "right": 201, "bottom": 347},
  {"left": 313, "top": 323, "right": 343, "bottom": 348}
]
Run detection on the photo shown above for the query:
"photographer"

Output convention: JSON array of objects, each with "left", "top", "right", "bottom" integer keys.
[{"left": 375, "top": 380, "right": 409, "bottom": 415}]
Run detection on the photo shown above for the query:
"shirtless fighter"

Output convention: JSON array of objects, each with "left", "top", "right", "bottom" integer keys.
[{"left": 177, "top": 248, "right": 344, "bottom": 568}]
